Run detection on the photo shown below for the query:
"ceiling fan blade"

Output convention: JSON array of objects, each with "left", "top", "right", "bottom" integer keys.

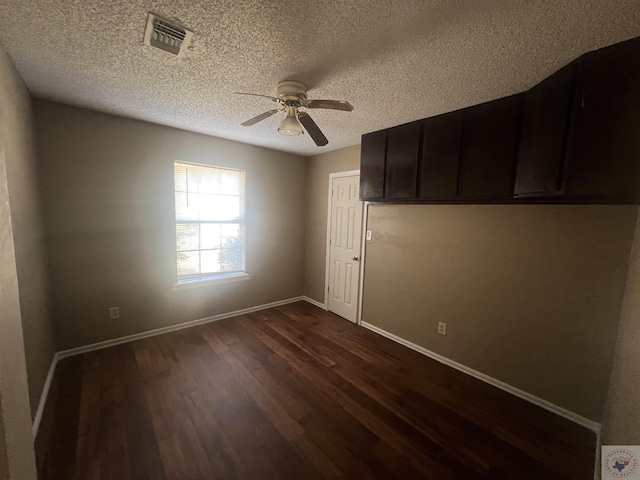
[
  {"left": 241, "top": 109, "right": 280, "bottom": 126},
  {"left": 304, "top": 99, "right": 354, "bottom": 111},
  {"left": 235, "top": 92, "right": 280, "bottom": 102},
  {"left": 298, "top": 112, "right": 328, "bottom": 146}
]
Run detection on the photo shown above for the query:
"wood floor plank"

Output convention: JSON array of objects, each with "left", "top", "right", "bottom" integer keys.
[
  {"left": 237, "top": 313, "right": 483, "bottom": 479},
  {"left": 187, "top": 337, "right": 314, "bottom": 479},
  {"left": 290, "top": 434, "right": 345, "bottom": 479},
  {"left": 74, "top": 357, "right": 103, "bottom": 480},
  {"left": 184, "top": 388, "right": 248, "bottom": 478},
  {"left": 35, "top": 354, "right": 84, "bottom": 480},
  {"left": 222, "top": 334, "right": 313, "bottom": 421},
  {"left": 35, "top": 301, "right": 596, "bottom": 479}
]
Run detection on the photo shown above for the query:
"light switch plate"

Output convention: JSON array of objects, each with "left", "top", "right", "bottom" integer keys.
[{"left": 366, "top": 230, "right": 372, "bottom": 241}]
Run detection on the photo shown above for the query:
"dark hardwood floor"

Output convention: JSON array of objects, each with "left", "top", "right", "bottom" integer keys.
[{"left": 35, "top": 301, "right": 596, "bottom": 479}]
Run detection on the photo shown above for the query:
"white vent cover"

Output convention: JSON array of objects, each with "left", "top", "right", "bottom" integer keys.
[{"left": 143, "top": 13, "right": 193, "bottom": 57}]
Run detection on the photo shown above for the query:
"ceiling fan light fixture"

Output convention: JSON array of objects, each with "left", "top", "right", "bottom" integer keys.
[
  {"left": 239, "top": 81, "right": 353, "bottom": 145},
  {"left": 278, "top": 106, "right": 303, "bottom": 136}
]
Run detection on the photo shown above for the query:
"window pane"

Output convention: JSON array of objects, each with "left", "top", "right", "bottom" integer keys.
[
  {"left": 174, "top": 164, "right": 187, "bottom": 192},
  {"left": 220, "top": 171, "right": 240, "bottom": 195},
  {"left": 221, "top": 244, "right": 243, "bottom": 271},
  {"left": 221, "top": 223, "right": 239, "bottom": 241},
  {"left": 201, "top": 250, "right": 221, "bottom": 273},
  {"left": 187, "top": 167, "right": 202, "bottom": 194},
  {"left": 221, "top": 224, "right": 243, "bottom": 271},
  {"left": 175, "top": 192, "right": 201, "bottom": 221},
  {"left": 199, "top": 194, "right": 240, "bottom": 221},
  {"left": 177, "top": 251, "right": 200, "bottom": 276},
  {"left": 200, "top": 223, "right": 221, "bottom": 249},
  {"left": 174, "top": 162, "right": 245, "bottom": 281},
  {"left": 176, "top": 224, "right": 199, "bottom": 251},
  {"left": 189, "top": 166, "right": 222, "bottom": 194}
]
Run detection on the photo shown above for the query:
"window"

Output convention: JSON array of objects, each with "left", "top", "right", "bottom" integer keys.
[{"left": 174, "top": 161, "right": 246, "bottom": 285}]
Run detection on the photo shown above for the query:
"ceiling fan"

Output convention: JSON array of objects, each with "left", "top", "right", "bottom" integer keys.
[{"left": 237, "top": 80, "right": 353, "bottom": 146}]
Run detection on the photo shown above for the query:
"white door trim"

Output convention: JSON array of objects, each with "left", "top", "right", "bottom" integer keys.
[
  {"left": 356, "top": 201, "right": 371, "bottom": 325},
  {"left": 324, "top": 170, "right": 362, "bottom": 312}
]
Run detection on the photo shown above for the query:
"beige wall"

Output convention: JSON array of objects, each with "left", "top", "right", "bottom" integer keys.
[
  {"left": 602, "top": 207, "right": 640, "bottom": 443},
  {"left": 0, "top": 57, "right": 55, "bottom": 419},
  {"left": 0, "top": 45, "right": 38, "bottom": 479},
  {"left": 0, "top": 392, "right": 7, "bottom": 478},
  {"left": 303, "top": 145, "right": 360, "bottom": 302},
  {"left": 35, "top": 100, "right": 307, "bottom": 350},
  {"left": 363, "top": 204, "right": 636, "bottom": 421}
]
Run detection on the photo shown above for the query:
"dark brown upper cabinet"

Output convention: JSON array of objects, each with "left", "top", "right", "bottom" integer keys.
[
  {"left": 360, "top": 130, "right": 386, "bottom": 200},
  {"left": 419, "top": 110, "right": 462, "bottom": 199},
  {"left": 385, "top": 121, "right": 422, "bottom": 199},
  {"left": 458, "top": 94, "right": 523, "bottom": 198},
  {"left": 515, "top": 64, "right": 574, "bottom": 197},
  {"left": 564, "top": 37, "right": 640, "bottom": 199},
  {"left": 358, "top": 35, "right": 640, "bottom": 205}
]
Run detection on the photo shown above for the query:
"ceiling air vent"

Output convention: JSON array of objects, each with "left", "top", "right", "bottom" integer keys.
[{"left": 143, "top": 13, "right": 193, "bottom": 57}]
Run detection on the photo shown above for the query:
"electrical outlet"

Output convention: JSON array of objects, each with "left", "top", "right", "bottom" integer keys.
[
  {"left": 109, "top": 307, "right": 120, "bottom": 319},
  {"left": 438, "top": 322, "right": 447, "bottom": 336},
  {"left": 366, "top": 230, "right": 372, "bottom": 241}
]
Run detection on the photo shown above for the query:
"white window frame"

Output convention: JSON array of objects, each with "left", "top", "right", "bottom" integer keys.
[{"left": 172, "top": 161, "right": 249, "bottom": 290}]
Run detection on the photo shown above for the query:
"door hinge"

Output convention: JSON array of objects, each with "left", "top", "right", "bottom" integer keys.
[{"left": 327, "top": 285, "right": 330, "bottom": 292}]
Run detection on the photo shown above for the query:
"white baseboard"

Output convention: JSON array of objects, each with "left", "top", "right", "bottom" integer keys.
[
  {"left": 32, "top": 352, "right": 60, "bottom": 438},
  {"left": 56, "top": 296, "right": 306, "bottom": 360},
  {"left": 32, "top": 296, "right": 308, "bottom": 436},
  {"left": 302, "top": 296, "right": 327, "bottom": 310},
  {"left": 361, "top": 321, "right": 601, "bottom": 433}
]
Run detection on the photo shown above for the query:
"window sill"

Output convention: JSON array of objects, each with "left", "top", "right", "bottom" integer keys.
[{"left": 173, "top": 273, "right": 250, "bottom": 290}]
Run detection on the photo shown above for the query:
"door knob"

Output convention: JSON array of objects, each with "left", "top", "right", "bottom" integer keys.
[{"left": 352, "top": 256, "right": 359, "bottom": 261}]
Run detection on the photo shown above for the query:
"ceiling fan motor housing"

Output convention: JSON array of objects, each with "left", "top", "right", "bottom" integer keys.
[{"left": 276, "top": 80, "right": 308, "bottom": 102}]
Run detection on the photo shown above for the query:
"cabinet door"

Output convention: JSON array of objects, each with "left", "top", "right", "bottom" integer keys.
[
  {"left": 458, "top": 95, "right": 523, "bottom": 198},
  {"left": 360, "top": 130, "right": 387, "bottom": 200},
  {"left": 515, "top": 64, "right": 574, "bottom": 196},
  {"left": 385, "top": 121, "right": 421, "bottom": 199},
  {"left": 419, "top": 110, "right": 462, "bottom": 198},
  {"left": 564, "top": 37, "right": 640, "bottom": 198}
]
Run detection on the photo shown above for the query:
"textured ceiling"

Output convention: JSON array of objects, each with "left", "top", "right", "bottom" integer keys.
[{"left": 0, "top": 1, "right": 639, "bottom": 156}]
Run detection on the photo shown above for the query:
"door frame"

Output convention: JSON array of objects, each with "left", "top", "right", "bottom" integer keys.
[{"left": 324, "top": 170, "right": 365, "bottom": 323}]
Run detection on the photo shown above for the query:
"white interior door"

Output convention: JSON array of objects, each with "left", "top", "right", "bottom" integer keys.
[{"left": 327, "top": 174, "right": 363, "bottom": 323}]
